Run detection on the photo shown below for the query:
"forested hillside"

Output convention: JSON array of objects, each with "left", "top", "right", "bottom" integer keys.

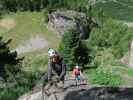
[{"left": 0, "top": 0, "right": 133, "bottom": 100}]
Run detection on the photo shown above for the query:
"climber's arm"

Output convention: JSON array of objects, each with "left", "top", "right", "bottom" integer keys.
[
  {"left": 59, "top": 62, "right": 66, "bottom": 80},
  {"left": 48, "top": 61, "right": 53, "bottom": 81}
]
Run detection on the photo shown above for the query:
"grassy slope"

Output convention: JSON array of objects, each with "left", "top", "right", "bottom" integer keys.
[
  {"left": 0, "top": 8, "right": 133, "bottom": 86},
  {"left": 93, "top": 0, "right": 133, "bottom": 22},
  {"left": 0, "top": 11, "right": 60, "bottom": 72},
  {"left": 85, "top": 48, "right": 133, "bottom": 86},
  {"left": 88, "top": 0, "right": 133, "bottom": 86},
  {"left": 0, "top": 11, "right": 60, "bottom": 50}
]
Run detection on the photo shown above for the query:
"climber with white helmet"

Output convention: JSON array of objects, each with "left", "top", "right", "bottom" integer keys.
[
  {"left": 42, "top": 48, "right": 66, "bottom": 95},
  {"left": 72, "top": 65, "right": 81, "bottom": 81}
]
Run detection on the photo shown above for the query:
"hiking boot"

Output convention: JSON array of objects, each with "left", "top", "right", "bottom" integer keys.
[
  {"left": 44, "top": 88, "right": 51, "bottom": 96},
  {"left": 57, "top": 81, "right": 64, "bottom": 88}
]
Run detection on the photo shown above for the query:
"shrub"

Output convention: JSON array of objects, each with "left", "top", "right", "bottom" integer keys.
[
  {"left": 88, "top": 18, "right": 132, "bottom": 58},
  {"left": 59, "top": 29, "right": 91, "bottom": 70},
  {"left": 58, "top": 29, "right": 80, "bottom": 69},
  {"left": 0, "top": 70, "right": 38, "bottom": 100},
  {"left": 0, "top": 84, "right": 30, "bottom": 100},
  {"left": 89, "top": 69, "right": 122, "bottom": 86},
  {"left": 128, "top": 68, "right": 133, "bottom": 76}
]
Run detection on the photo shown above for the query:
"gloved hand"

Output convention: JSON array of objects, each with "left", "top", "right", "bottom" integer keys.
[
  {"left": 55, "top": 77, "right": 60, "bottom": 82},
  {"left": 48, "top": 78, "right": 52, "bottom": 82}
]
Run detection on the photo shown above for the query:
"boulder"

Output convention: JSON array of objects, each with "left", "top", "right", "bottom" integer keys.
[
  {"left": 18, "top": 86, "right": 133, "bottom": 100},
  {"left": 47, "top": 10, "right": 98, "bottom": 39},
  {"left": 18, "top": 78, "right": 133, "bottom": 100}
]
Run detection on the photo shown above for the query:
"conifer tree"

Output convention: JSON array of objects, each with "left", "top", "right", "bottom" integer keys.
[
  {"left": 0, "top": 37, "right": 21, "bottom": 79},
  {"left": 59, "top": 29, "right": 89, "bottom": 70}
]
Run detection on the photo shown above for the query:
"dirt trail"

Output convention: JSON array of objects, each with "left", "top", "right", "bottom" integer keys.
[
  {"left": 0, "top": 18, "right": 16, "bottom": 30},
  {"left": 15, "top": 35, "right": 48, "bottom": 54}
]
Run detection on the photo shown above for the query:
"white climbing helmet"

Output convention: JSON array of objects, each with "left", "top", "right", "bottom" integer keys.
[
  {"left": 76, "top": 65, "right": 79, "bottom": 69},
  {"left": 48, "top": 48, "right": 56, "bottom": 57}
]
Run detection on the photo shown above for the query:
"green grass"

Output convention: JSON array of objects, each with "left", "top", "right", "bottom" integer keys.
[
  {"left": 85, "top": 64, "right": 132, "bottom": 86},
  {"left": 117, "top": 0, "right": 133, "bottom": 6},
  {"left": 89, "top": 69, "right": 122, "bottom": 86},
  {"left": 128, "top": 68, "right": 133, "bottom": 76},
  {"left": 0, "top": 11, "right": 61, "bottom": 73},
  {"left": 0, "top": 11, "right": 60, "bottom": 100},
  {"left": 22, "top": 52, "right": 48, "bottom": 73},
  {"left": 0, "top": 11, "right": 60, "bottom": 49},
  {"left": 93, "top": 1, "right": 133, "bottom": 22},
  {"left": 0, "top": 27, "right": 7, "bottom": 33},
  {"left": 84, "top": 48, "right": 133, "bottom": 86}
]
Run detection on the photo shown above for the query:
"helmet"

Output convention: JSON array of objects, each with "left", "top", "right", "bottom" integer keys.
[
  {"left": 48, "top": 48, "right": 56, "bottom": 57},
  {"left": 75, "top": 65, "right": 79, "bottom": 69}
]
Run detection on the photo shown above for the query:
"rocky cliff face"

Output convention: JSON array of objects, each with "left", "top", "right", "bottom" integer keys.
[
  {"left": 47, "top": 10, "right": 98, "bottom": 39},
  {"left": 18, "top": 78, "right": 87, "bottom": 100},
  {"left": 18, "top": 78, "right": 133, "bottom": 100},
  {"left": 47, "top": 11, "right": 77, "bottom": 35}
]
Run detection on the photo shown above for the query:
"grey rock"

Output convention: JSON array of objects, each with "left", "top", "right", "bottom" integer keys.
[
  {"left": 18, "top": 78, "right": 133, "bottom": 100},
  {"left": 47, "top": 10, "right": 98, "bottom": 39}
]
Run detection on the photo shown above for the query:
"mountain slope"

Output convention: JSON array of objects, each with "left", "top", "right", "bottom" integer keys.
[{"left": 93, "top": 0, "right": 133, "bottom": 22}]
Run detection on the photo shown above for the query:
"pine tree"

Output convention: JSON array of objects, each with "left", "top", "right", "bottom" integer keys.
[
  {"left": 0, "top": 0, "right": 3, "bottom": 19},
  {"left": 58, "top": 29, "right": 78, "bottom": 69},
  {"left": 0, "top": 37, "right": 22, "bottom": 79},
  {"left": 59, "top": 29, "right": 89, "bottom": 70}
]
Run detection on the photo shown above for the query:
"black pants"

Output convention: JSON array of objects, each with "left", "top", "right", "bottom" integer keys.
[{"left": 41, "top": 70, "right": 65, "bottom": 87}]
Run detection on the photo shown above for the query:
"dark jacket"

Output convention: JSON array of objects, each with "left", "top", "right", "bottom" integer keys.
[{"left": 42, "top": 57, "right": 66, "bottom": 82}]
